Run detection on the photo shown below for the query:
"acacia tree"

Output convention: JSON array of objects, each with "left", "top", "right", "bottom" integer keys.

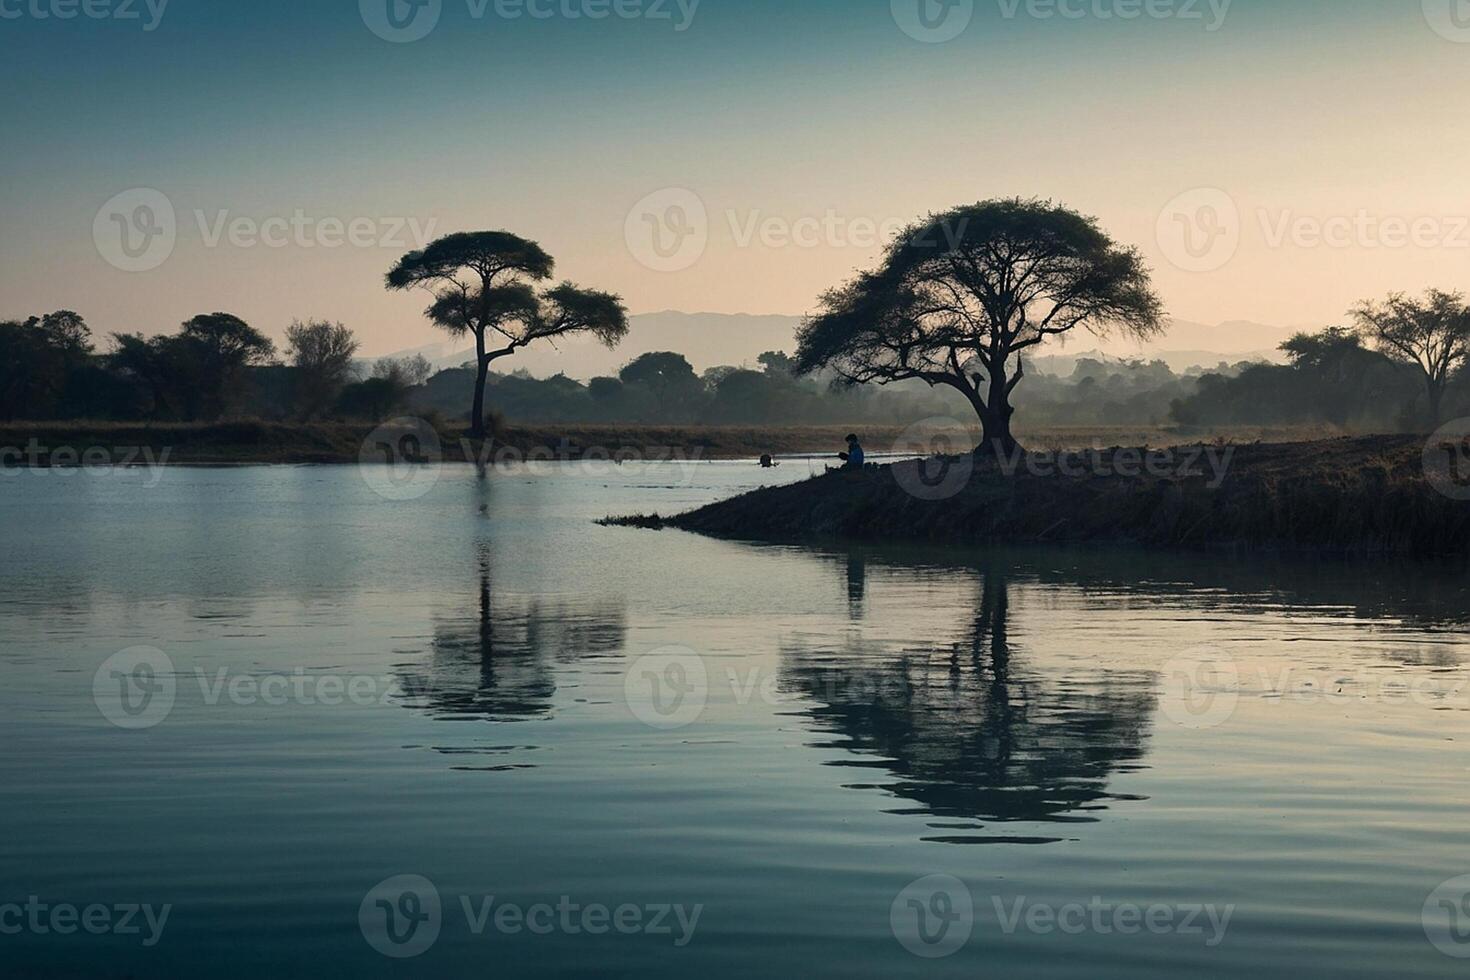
[
  {"left": 286, "top": 319, "right": 360, "bottom": 419},
  {"left": 1350, "top": 289, "right": 1470, "bottom": 428},
  {"left": 386, "top": 231, "right": 629, "bottom": 436},
  {"left": 795, "top": 199, "right": 1164, "bottom": 453}
]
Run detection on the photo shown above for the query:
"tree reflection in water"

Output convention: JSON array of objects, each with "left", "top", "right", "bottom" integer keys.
[
  {"left": 781, "top": 556, "right": 1157, "bottom": 843},
  {"left": 398, "top": 545, "right": 626, "bottom": 722}
]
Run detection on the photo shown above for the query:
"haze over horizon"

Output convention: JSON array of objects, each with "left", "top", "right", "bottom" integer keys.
[{"left": 6, "top": 0, "right": 1470, "bottom": 359}]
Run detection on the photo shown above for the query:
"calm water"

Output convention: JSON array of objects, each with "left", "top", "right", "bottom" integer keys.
[{"left": 2, "top": 460, "right": 1469, "bottom": 977}]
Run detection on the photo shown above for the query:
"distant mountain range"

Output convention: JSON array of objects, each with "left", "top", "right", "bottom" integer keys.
[{"left": 365, "top": 311, "right": 1302, "bottom": 381}]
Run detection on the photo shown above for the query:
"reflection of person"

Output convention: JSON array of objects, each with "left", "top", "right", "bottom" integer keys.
[{"left": 838, "top": 434, "right": 865, "bottom": 469}]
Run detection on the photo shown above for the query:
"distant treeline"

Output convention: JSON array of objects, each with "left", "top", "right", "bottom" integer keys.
[{"left": 4, "top": 310, "right": 1466, "bottom": 432}]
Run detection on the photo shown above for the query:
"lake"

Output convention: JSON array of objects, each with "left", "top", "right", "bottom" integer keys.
[{"left": 2, "top": 459, "right": 1469, "bottom": 977}]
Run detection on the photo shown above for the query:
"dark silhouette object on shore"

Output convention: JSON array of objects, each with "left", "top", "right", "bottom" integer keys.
[
  {"left": 759, "top": 454, "right": 778, "bottom": 468},
  {"left": 1350, "top": 289, "right": 1470, "bottom": 428},
  {"left": 112, "top": 312, "right": 275, "bottom": 420},
  {"left": 385, "top": 231, "right": 629, "bottom": 438},
  {"left": 838, "top": 433, "right": 864, "bottom": 469},
  {"left": 795, "top": 199, "right": 1164, "bottom": 454},
  {"left": 284, "top": 319, "right": 359, "bottom": 420}
]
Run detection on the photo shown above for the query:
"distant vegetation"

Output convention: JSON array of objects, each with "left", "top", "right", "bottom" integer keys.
[
  {"left": 4, "top": 309, "right": 1468, "bottom": 436},
  {"left": 3, "top": 209, "right": 1466, "bottom": 438}
]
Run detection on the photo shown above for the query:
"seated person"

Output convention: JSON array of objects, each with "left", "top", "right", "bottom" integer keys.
[{"left": 838, "top": 434, "right": 865, "bottom": 469}]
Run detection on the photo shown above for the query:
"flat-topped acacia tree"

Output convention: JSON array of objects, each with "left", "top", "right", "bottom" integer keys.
[
  {"left": 1349, "top": 289, "right": 1470, "bottom": 428},
  {"left": 386, "top": 231, "right": 629, "bottom": 437},
  {"left": 795, "top": 199, "right": 1165, "bottom": 454}
]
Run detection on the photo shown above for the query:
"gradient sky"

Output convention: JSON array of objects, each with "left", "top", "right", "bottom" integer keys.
[{"left": 3, "top": 0, "right": 1469, "bottom": 355}]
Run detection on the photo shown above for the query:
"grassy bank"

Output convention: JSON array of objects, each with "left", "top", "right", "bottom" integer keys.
[{"left": 605, "top": 436, "right": 1470, "bottom": 559}]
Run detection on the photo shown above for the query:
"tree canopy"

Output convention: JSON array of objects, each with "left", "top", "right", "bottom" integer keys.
[
  {"left": 386, "top": 231, "right": 628, "bottom": 436},
  {"left": 1350, "top": 289, "right": 1470, "bottom": 427},
  {"left": 796, "top": 198, "right": 1164, "bottom": 451}
]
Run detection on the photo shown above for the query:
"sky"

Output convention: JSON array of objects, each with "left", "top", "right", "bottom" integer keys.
[{"left": 3, "top": 0, "right": 1470, "bottom": 355}]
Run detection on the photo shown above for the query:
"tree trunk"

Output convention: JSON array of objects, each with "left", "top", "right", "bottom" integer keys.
[
  {"left": 1426, "top": 376, "right": 1445, "bottom": 429},
  {"left": 979, "top": 366, "right": 1019, "bottom": 456},
  {"left": 470, "top": 332, "right": 488, "bottom": 438}
]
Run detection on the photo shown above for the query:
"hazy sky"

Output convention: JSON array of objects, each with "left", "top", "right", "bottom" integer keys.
[{"left": 3, "top": 0, "right": 1470, "bottom": 355}]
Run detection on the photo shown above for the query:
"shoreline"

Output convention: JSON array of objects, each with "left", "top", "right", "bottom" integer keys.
[
  {"left": 604, "top": 435, "right": 1470, "bottom": 560},
  {"left": 0, "top": 420, "right": 1348, "bottom": 468}
]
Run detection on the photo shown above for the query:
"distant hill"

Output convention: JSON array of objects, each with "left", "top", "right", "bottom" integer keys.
[{"left": 365, "top": 311, "right": 1299, "bottom": 381}]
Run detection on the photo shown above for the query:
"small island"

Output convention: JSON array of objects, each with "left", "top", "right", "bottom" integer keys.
[
  {"left": 606, "top": 201, "right": 1470, "bottom": 560},
  {"left": 606, "top": 435, "right": 1469, "bottom": 558}
]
